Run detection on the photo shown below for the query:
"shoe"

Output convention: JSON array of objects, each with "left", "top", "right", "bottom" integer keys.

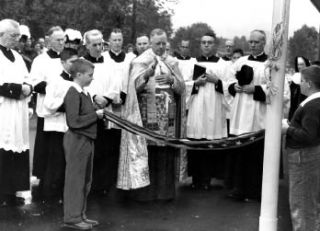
[
  {"left": 63, "top": 221, "right": 92, "bottom": 230},
  {"left": 83, "top": 218, "right": 99, "bottom": 227}
]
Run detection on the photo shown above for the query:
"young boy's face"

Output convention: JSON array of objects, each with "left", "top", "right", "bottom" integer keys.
[
  {"left": 78, "top": 68, "right": 94, "bottom": 87},
  {"left": 61, "top": 55, "right": 78, "bottom": 73}
]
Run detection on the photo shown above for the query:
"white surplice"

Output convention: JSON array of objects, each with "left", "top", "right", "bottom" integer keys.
[
  {"left": 229, "top": 56, "right": 268, "bottom": 135},
  {"left": 0, "top": 50, "right": 30, "bottom": 153},
  {"left": 187, "top": 58, "right": 229, "bottom": 139}
]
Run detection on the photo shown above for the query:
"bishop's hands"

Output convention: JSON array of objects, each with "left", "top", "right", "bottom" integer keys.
[
  {"left": 155, "top": 74, "right": 174, "bottom": 85},
  {"left": 143, "top": 59, "right": 158, "bottom": 83}
]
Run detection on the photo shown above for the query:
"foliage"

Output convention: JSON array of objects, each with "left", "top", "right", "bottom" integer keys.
[
  {"left": 171, "top": 22, "right": 216, "bottom": 57},
  {"left": 233, "top": 35, "right": 249, "bottom": 53},
  {"left": 288, "top": 24, "right": 319, "bottom": 67},
  {"left": 0, "top": 0, "right": 174, "bottom": 44}
]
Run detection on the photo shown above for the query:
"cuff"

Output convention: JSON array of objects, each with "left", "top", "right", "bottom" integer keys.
[
  {"left": 228, "top": 83, "right": 236, "bottom": 97},
  {"left": 120, "top": 91, "right": 127, "bottom": 105},
  {"left": 253, "top": 85, "right": 266, "bottom": 102},
  {"left": 191, "top": 82, "right": 199, "bottom": 95},
  {"left": 34, "top": 81, "right": 47, "bottom": 94},
  {"left": 215, "top": 79, "right": 223, "bottom": 94},
  {"left": 0, "top": 83, "right": 23, "bottom": 99}
]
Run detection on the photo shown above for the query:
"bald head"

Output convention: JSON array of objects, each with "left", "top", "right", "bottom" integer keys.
[{"left": 249, "top": 30, "right": 266, "bottom": 56}]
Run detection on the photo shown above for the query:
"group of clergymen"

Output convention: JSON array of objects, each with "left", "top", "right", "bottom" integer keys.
[{"left": 0, "top": 17, "right": 275, "bottom": 226}]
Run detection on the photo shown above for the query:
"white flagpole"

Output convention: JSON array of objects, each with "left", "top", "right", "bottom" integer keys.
[{"left": 259, "top": 0, "right": 291, "bottom": 230}]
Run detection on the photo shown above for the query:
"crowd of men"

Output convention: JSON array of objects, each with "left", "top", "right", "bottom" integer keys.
[{"left": 0, "top": 18, "right": 287, "bottom": 226}]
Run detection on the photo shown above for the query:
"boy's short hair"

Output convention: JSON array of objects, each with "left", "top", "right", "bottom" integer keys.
[
  {"left": 70, "top": 59, "right": 95, "bottom": 78},
  {"left": 60, "top": 48, "right": 78, "bottom": 61}
]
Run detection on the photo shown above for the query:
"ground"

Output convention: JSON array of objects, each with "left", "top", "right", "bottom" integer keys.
[{"left": 0, "top": 117, "right": 292, "bottom": 231}]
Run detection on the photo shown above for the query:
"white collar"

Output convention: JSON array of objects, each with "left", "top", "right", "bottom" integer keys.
[
  {"left": 300, "top": 92, "right": 320, "bottom": 107},
  {"left": 253, "top": 51, "right": 264, "bottom": 59},
  {"left": 290, "top": 72, "right": 301, "bottom": 84},
  {"left": 72, "top": 82, "right": 89, "bottom": 96},
  {"left": 110, "top": 49, "right": 122, "bottom": 56}
]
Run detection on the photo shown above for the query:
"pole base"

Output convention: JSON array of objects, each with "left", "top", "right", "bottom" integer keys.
[{"left": 259, "top": 216, "right": 278, "bottom": 231}]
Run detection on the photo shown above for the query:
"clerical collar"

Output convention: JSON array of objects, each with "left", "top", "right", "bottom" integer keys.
[
  {"left": 248, "top": 52, "right": 268, "bottom": 62},
  {"left": 0, "top": 44, "right": 15, "bottom": 62},
  {"left": 83, "top": 53, "right": 104, "bottom": 63},
  {"left": 109, "top": 50, "right": 125, "bottom": 63},
  {"left": 47, "top": 49, "right": 60, "bottom": 59},
  {"left": 197, "top": 54, "right": 219, "bottom": 62},
  {"left": 176, "top": 53, "right": 191, "bottom": 60},
  {"left": 61, "top": 71, "right": 72, "bottom": 81}
]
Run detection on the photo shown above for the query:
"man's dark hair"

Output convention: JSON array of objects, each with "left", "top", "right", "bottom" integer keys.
[
  {"left": 233, "top": 48, "right": 244, "bottom": 56},
  {"left": 202, "top": 31, "right": 216, "bottom": 40},
  {"left": 110, "top": 28, "right": 122, "bottom": 36},
  {"left": 60, "top": 48, "right": 78, "bottom": 61},
  {"left": 136, "top": 33, "right": 149, "bottom": 41}
]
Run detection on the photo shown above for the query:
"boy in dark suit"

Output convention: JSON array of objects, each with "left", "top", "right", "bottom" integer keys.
[{"left": 63, "top": 59, "right": 104, "bottom": 230}]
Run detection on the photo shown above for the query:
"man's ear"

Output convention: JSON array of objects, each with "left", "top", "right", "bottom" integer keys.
[{"left": 75, "top": 72, "right": 82, "bottom": 79}]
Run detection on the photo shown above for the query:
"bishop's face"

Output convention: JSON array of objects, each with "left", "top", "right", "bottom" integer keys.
[
  {"left": 151, "top": 33, "right": 167, "bottom": 56},
  {"left": 86, "top": 36, "right": 103, "bottom": 58}
]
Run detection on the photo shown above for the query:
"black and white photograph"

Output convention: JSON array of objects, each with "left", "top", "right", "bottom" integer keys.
[{"left": 0, "top": 0, "right": 320, "bottom": 230}]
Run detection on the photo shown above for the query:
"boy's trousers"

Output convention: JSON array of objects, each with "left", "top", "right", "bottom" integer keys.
[{"left": 63, "top": 130, "right": 94, "bottom": 223}]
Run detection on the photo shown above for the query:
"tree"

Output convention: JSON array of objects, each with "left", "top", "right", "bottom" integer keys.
[
  {"left": 0, "top": 0, "right": 174, "bottom": 45},
  {"left": 171, "top": 22, "right": 216, "bottom": 57},
  {"left": 288, "top": 25, "right": 319, "bottom": 67},
  {"left": 233, "top": 35, "right": 249, "bottom": 53}
]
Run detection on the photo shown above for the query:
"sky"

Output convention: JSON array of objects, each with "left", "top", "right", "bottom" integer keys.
[{"left": 169, "top": 0, "right": 320, "bottom": 39}]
